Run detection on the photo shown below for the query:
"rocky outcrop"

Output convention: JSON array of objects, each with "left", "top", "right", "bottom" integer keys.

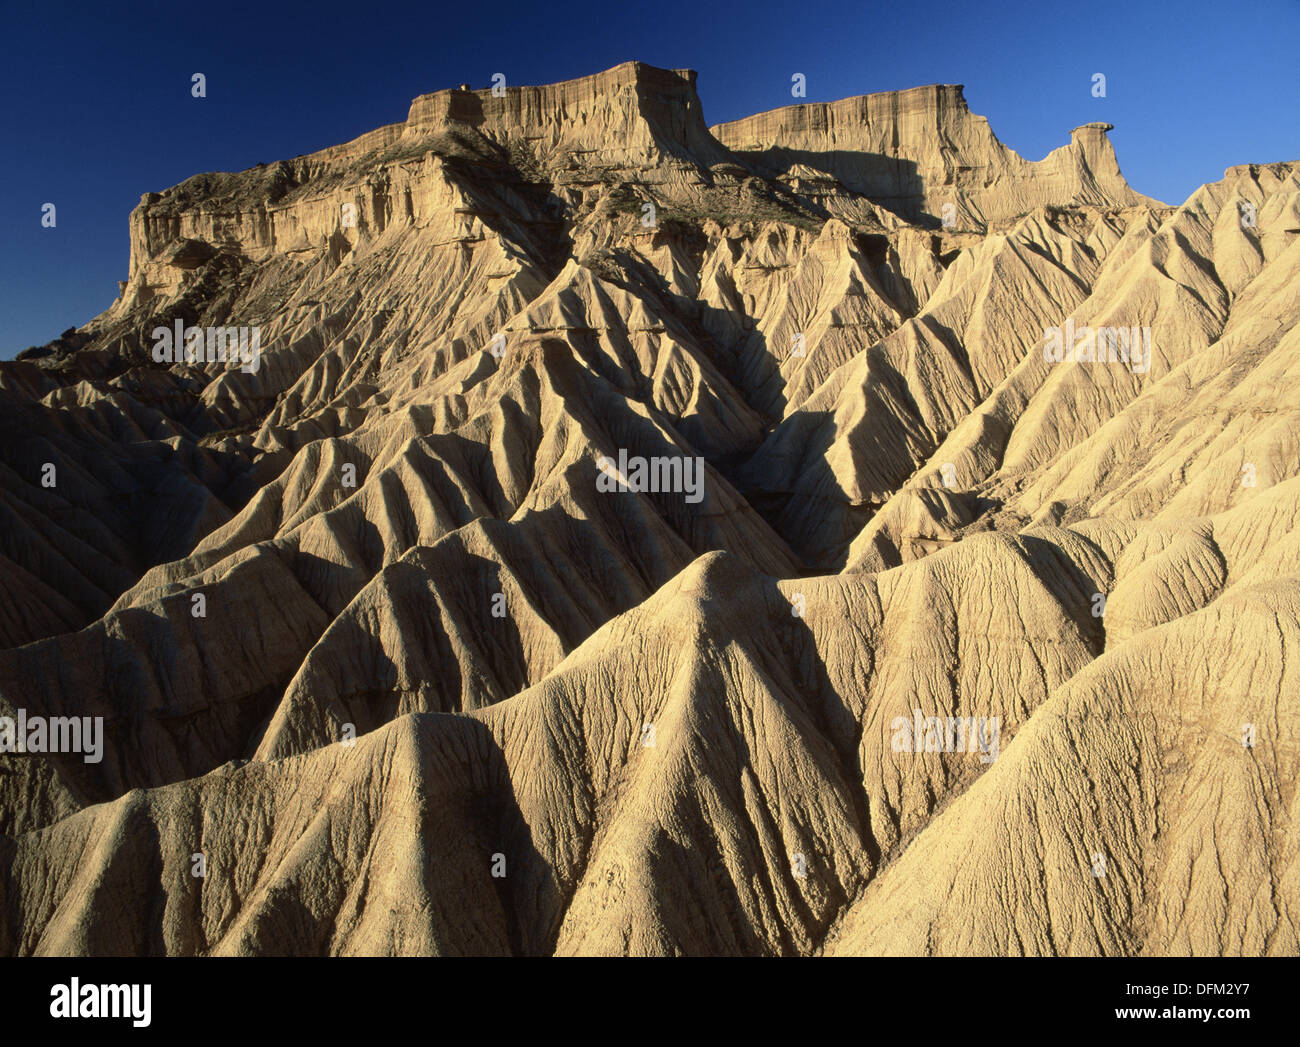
[
  {"left": 2, "top": 62, "right": 1297, "bottom": 957},
  {"left": 713, "top": 84, "right": 1158, "bottom": 225}
]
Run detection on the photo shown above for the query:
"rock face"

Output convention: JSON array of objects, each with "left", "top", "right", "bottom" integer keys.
[
  {"left": 712, "top": 85, "right": 1157, "bottom": 226},
  {"left": 2, "top": 62, "right": 1298, "bottom": 957}
]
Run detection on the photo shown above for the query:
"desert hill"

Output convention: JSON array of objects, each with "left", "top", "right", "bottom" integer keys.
[{"left": 1, "top": 61, "right": 1296, "bottom": 956}]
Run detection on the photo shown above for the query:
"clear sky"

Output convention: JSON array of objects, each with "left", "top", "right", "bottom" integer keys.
[{"left": 2, "top": 0, "right": 1296, "bottom": 356}]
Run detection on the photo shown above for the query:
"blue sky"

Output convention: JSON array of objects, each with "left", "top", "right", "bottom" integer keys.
[{"left": 2, "top": 0, "right": 1296, "bottom": 356}]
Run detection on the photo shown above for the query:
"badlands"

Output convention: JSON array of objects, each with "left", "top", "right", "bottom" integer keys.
[{"left": 1, "top": 61, "right": 1297, "bottom": 956}]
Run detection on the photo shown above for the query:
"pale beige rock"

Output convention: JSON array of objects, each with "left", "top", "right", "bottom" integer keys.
[{"left": 2, "top": 62, "right": 1296, "bottom": 957}]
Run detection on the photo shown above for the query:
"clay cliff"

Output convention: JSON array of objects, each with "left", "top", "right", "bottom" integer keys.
[
  {"left": 1, "top": 61, "right": 1297, "bottom": 957},
  {"left": 712, "top": 84, "right": 1157, "bottom": 226}
]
